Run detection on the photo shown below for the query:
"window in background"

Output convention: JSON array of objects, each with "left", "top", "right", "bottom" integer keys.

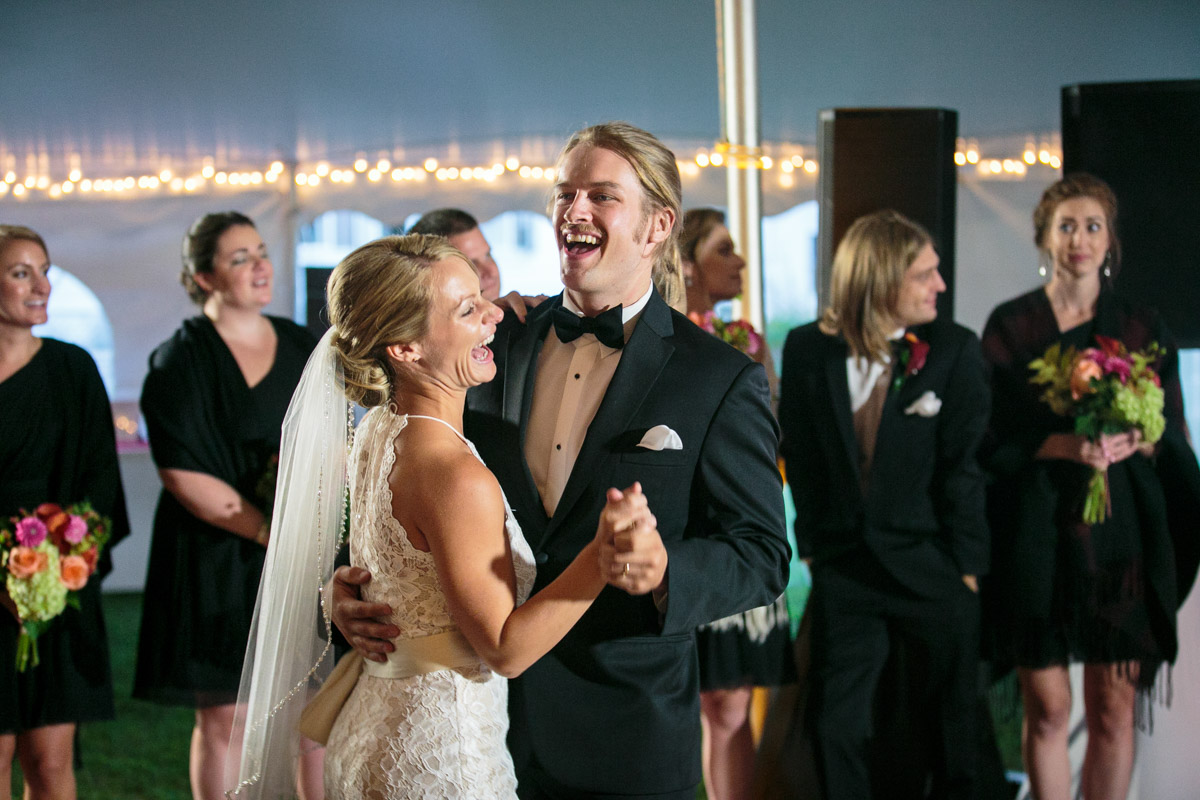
[
  {"left": 294, "top": 210, "right": 388, "bottom": 335},
  {"left": 1180, "top": 350, "right": 1200, "bottom": 437},
  {"left": 34, "top": 265, "right": 116, "bottom": 393},
  {"left": 479, "top": 211, "right": 559, "bottom": 297},
  {"left": 399, "top": 209, "right": 560, "bottom": 299},
  {"left": 760, "top": 200, "right": 821, "bottom": 618},
  {"left": 761, "top": 200, "right": 820, "bottom": 365}
]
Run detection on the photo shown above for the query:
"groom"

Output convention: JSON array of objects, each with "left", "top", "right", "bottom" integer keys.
[{"left": 332, "top": 121, "right": 788, "bottom": 799}]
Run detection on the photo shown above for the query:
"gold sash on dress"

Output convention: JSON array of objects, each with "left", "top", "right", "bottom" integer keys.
[{"left": 297, "top": 629, "right": 482, "bottom": 744}]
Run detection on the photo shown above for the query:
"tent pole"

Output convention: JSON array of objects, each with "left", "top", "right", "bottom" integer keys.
[{"left": 716, "top": 0, "right": 764, "bottom": 330}]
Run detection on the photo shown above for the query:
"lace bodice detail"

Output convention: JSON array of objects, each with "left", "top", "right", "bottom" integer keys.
[
  {"left": 348, "top": 408, "right": 536, "bottom": 635},
  {"left": 324, "top": 408, "right": 534, "bottom": 798}
]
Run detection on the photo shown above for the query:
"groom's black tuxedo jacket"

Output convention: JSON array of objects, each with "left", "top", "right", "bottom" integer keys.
[
  {"left": 779, "top": 319, "right": 989, "bottom": 597},
  {"left": 465, "top": 290, "right": 789, "bottom": 796}
]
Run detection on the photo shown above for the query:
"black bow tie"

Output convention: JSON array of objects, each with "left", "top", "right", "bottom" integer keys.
[{"left": 551, "top": 304, "right": 625, "bottom": 349}]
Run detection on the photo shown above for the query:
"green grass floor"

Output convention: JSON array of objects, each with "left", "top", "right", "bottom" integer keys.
[
  {"left": 11, "top": 592, "right": 195, "bottom": 799},
  {"left": 10, "top": 592, "right": 1023, "bottom": 798}
]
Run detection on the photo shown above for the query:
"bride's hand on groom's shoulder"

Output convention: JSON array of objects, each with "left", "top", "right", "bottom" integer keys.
[
  {"left": 597, "top": 483, "right": 668, "bottom": 596},
  {"left": 330, "top": 565, "right": 401, "bottom": 663}
]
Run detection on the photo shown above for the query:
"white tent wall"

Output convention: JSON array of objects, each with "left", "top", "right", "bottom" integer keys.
[
  {"left": 8, "top": 191, "right": 289, "bottom": 400},
  {"left": 3, "top": 165, "right": 1048, "bottom": 409}
]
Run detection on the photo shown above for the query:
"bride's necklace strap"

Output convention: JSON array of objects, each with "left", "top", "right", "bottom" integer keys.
[
  {"left": 362, "top": 629, "right": 481, "bottom": 679},
  {"left": 403, "top": 413, "right": 469, "bottom": 445}
]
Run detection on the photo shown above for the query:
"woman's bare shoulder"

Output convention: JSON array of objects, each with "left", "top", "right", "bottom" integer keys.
[{"left": 392, "top": 427, "right": 503, "bottom": 526}]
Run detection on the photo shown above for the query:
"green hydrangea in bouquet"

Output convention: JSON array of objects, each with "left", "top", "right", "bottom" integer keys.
[
  {"left": 1029, "top": 334, "right": 1166, "bottom": 524},
  {"left": 1, "top": 502, "right": 112, "bottom": 671}
]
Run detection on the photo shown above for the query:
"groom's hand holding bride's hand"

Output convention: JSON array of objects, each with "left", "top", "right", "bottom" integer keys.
[
  {"left": 330, "top": 565, "right": 401, "bottom": 663},
  {"left": 597, "top": 482, "right": 668, "bottom": 596}
]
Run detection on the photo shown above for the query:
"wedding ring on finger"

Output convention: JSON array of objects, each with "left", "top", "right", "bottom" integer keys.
[{"left": 623, "top": 562, "right": 631, "bottom": 577}]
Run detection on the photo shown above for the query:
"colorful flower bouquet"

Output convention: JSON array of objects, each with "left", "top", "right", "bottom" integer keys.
[
  {"left": 1, "top": 502, "right": 112, "bottom": 671},
  {"left": 688, "top": 310, "right": 764, "bottom": 356},
  {"left": 1029, "top": 335, "right": 1166, "bottom": 524}
]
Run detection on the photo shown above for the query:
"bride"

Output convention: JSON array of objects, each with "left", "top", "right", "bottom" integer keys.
[{"left": 226, "top": 235, "right": 649, "bottom": 799}]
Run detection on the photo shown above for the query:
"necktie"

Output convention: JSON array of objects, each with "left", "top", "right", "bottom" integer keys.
[{"left": 551, "top": 304, "right": 625, "bottom": 349}]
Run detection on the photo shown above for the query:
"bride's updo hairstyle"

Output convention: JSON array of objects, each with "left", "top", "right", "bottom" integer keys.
[{"left": 327, "top": 233, "right": 468, "bottom": 407}]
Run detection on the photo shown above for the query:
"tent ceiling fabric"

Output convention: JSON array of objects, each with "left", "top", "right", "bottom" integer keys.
[{"left": 3, "top": 0, "right": 1198, "bottom": 174}]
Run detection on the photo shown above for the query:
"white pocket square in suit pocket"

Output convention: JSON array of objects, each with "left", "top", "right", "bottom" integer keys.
[
  {"left": 636, "top": 425, "right": 684, "bottom": 451},
  {"left": 904, "top": 391, "right": 942, "bottom": 417}
]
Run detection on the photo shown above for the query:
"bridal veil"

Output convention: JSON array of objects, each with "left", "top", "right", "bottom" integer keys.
[{"left": 226, "top": 327, "right": 350, "bottom": 798}]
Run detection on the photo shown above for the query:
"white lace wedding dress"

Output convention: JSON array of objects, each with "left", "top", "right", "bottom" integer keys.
[{"left": 324, "top": 409, "right": 536, "bottom": 799}]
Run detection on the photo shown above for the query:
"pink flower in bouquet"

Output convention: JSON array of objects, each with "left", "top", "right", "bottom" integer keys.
[
  {"left": 14, "top": 517, "right": 47, "bottom": 548},
  {"left": 1097, "top": 352, "right": 1132, "bottom": 383},
  {"left": 7, "top": 547, "right": 47, "bottom": 579},
  {"left": 63, "top": 515, "right": 88, "bottom": 545},
  {"left": 1091, "top": 335, "right": 1133, "bottom": 383},
  {"left": 1070, "top": 358, "right": 1103, "bottom": 400},
  {"left": 726, "top": 319, "right": 763, "bottom": 355},
  {"left": 60, "top": 555, "right": 89, "bottom": 590}
]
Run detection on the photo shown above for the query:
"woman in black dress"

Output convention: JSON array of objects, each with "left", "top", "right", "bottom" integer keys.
[
  {"left": 981, "top": 174, "right": 1200, "bottom": 800},
  {"left": 0, "top": 225, "right": 129, "bottom": 798},
  {"left": 682, "top": 209, "right": 793, "bottom": 800},
  {"left": 133, "top": 212, "right": 317, "bottom": 799}
]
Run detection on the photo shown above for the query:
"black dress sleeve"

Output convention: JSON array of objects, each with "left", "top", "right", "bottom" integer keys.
[{"left": 141, "top": 336, "right": 220, "bottom": 474}]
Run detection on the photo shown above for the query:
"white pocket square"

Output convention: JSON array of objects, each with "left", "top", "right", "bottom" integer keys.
[
  {"left": 904, "top": 391, "right": 942, "bottom": 417},
  {"left": 636, "top": 424, "right": 684, "bottom": 451}
]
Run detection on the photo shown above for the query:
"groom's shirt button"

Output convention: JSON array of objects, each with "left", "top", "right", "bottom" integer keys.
[{"left": 535, "top": 552, "right": 549, "bottom": 565}]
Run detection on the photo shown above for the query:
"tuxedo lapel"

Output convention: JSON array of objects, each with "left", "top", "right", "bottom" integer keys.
[
  {"left": 874, "top": 326, "right": 938, "bottom": 476},
  {"left": 824, "top": 337, "right": 861, "bottom": 489},
  {"left": 545, "top": 293, "right": 675, "bottom": 541},
  {"left": 501, "top": 298, "right": 556, "bottom": 531}
]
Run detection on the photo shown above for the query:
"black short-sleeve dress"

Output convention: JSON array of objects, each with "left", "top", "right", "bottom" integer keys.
[
  {"left": 0, "top": 339, "right": 130, "bottom": 734},
  {"left": 133, "top": 316, "right": 315, "bottom": 707},
  {"left": 981, "top": 288, "right": 1200, "bottom": 687}
]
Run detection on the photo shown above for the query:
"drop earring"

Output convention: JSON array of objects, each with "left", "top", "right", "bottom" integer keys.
[
  {"left": 1038, "top": 252, "right": 1049, "bottom": 278},
  {"left": 1103, "top": 251, "right": 1112, "bottom": 278}
]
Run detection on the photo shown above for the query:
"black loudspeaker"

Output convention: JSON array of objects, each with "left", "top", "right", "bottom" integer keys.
[
  {"left": 1062, "top": 80, "right": 1200, "bottom": 347},
  {"left": 817, "top": 108, "right": 958, "bottom": 319},
  {"left": 305, "top": 266, "right": 334, "bottom": 339}
]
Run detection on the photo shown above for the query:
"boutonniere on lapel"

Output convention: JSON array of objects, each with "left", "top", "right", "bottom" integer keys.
[{"left": 891, "top": 332, "right": 929, "bottom": 393}]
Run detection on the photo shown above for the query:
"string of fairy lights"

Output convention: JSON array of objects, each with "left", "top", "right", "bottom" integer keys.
[{"left": 0, "top": 136, "right": 1063, "bottom": 202}]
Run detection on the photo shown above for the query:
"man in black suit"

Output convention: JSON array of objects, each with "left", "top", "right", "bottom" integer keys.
[
  {"left": 779, "top": 210, "right": 989, "bottom": 800},
  {"left": 334, "top": 122, "right": 789, "bottom": 799}
]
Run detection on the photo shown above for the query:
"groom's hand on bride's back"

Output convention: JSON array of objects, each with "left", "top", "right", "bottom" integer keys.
[{"left": 330, "top": 565, "right": 400, "bottom": 663}]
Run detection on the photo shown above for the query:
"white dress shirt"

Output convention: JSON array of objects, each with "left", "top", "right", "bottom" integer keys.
[
  {"left": 846, "top": 328, "right": 905, "bottom": 413},
  {"left": 525, "top": 285, "right": 654, "bottom": 517}
]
